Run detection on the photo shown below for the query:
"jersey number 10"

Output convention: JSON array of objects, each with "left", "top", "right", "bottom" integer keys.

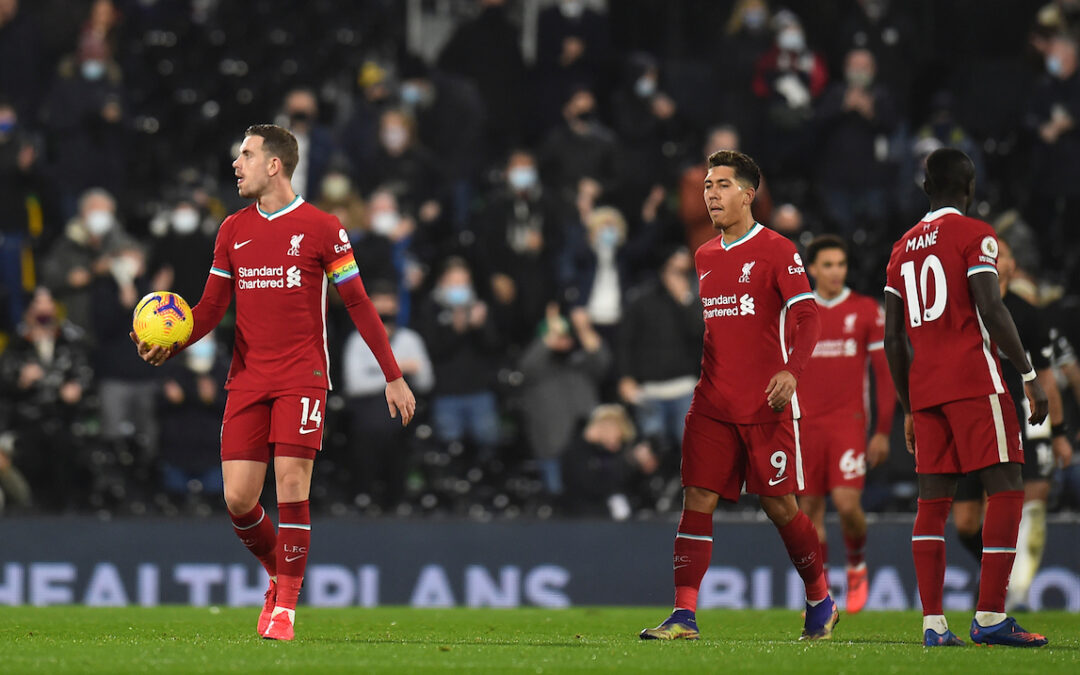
[{"left": 899, "top": 255, "right": 947, "bottom": 328}]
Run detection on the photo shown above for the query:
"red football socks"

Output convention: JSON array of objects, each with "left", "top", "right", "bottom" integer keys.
[
  {"left": 230, "top": 503, "right": 277, "bottom": 577},
  {"left": 778, "top": 511, "right": 829, "bottom": 603},
  {"left": 978, "top": 490, "right": 1023, "bottom": 613},
  {"left": 276, "top": 500, "right": 311, "bottom": 610},
  {"left": 673, "top": 510, "right": 713, "bottom": 612},
  {"left": 844, "top": 532, "right": 866, "bottom": 568},
  {"left": 912, "top": 497, "right": 952, "bottom": 615}
]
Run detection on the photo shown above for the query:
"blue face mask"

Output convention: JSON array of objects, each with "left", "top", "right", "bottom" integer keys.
[
  {"left": 598, "top": 226, "right": 619, "bottom": 249},
  {"left": 1047, "top": 55, "right": 1065, "bottom": 78},
  {"left": 634, "top": 76, "right": 657, "bottom": 98},
  {"left": 0, "top": 119, "right": 14, "bottom": 134},
  {"left": 400, "top": 83, "right": 423, "bottom": 106},
  {"left": 508, "top": 166, "right": 538, "bottom": 191},
  {"left": 81, "top": 60, "right": 106, "bottom": 81},
  {"left": 443, "top": 284, "right": 473, "bottom": 307}
]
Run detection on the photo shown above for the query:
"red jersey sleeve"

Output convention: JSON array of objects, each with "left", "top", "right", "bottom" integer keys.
[
  {"left": 321, "top": 216, "right": 402, "bottom": 383},
  {"left": 179, "top": 217, "right": 235, "bottom": 353},
  {"left": 963, "top": 222, "right": 1000, "bottom": 278},
  {"left": 773, "top": 237, "right": 817, "bottom": 377},
  {"left": 774, "top": 238, "right": 814, "bottom": 308},
  {"left": 865, "top": 298, "right": 895, "bottom": 434}
]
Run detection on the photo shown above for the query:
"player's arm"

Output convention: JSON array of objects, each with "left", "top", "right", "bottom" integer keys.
[
  {"left": 969, "top": 272, "right": 1048, "bottom": 424},
  {"left": 329, "top": 253, "right": 415, "bottom": 426},
  {"left": 867, "top": 304, "right": 895, "bottom": 468},
  {"left": 766, "top": 294, "right": 820, "bottom": 411},
  {"left": 882, "top": 291, "right": 914, "bottom": 453},
  {"left": 132, "top": 221, "right": 235, "bottom": 366}
]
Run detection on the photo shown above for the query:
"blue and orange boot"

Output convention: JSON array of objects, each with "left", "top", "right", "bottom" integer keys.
[{"left": 639, "top": 609, "right": 700, "bottom": 641}]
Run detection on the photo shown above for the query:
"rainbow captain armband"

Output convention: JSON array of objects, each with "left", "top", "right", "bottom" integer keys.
[{"left": 327, "top": 254, "right": 359, "bottom": 285}]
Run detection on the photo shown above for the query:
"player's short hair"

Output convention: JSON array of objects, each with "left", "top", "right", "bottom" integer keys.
[
  {"left": 245, "top": 124, "right": 299, "bottom": 178},
  {"left": 805, "top": 234, "right": 849, "bottom": 265},
  {"left": 706, "top": 150, "right": 760, "bottom": 190},
  {"left": 924, "top": 147, "right": 974, "bottom": 197}
]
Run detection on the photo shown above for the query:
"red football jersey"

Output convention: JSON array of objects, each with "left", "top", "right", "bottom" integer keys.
[
  {"left": 799, "top": 289, "right": 891, "bottom": 426},
  {"left": 691, "top": 223, "right": 815, "bottom": 424},
  {"left": 208, "top": 196, "right": 360, "bottom": 391},
  {"left": 884, "top": 207, "right": 1007, "bottom": 410}
]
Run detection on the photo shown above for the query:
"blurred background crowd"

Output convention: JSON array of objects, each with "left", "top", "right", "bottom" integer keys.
[{"left": 3, "top": 0, "right": 1080, "bottom": 520}]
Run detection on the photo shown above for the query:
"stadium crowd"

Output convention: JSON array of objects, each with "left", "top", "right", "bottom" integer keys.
[{"left": 2, "top": 0, "right": 1080, "bottom": 519}]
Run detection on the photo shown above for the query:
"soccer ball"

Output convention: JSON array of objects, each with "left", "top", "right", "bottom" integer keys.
[{"left": 132, "top": 291, "right": 193, "bottom": 349}]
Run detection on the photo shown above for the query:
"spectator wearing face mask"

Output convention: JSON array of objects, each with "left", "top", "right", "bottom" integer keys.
[
  {"left": 0, "top": 287, "right": 93, "bottom": 511},
  {"left": 751, "top": 9, "right": 828, "bottom": 178},
  {"left": 538, "top": 87, "right": 619, "bottom": 212},
  {"left": 832, "top": 0, "right": 919, "bottom": 108},
  {"left": 1024, "top": 33, "right": 1080, "bottom": 285},
  {"left": 40, "top": 8, "right": 127, "bottom": 219},
  {"left": 610, "top": 52, "right": 687, "bottom": 203},
  {"left": 480, "top": 149, "right": 564, "bottom": 351},
  {"left": 717, "top": 0, "right": 775, "bottom": 134},
  {"left": 535, "top": 0, "right": 612, "bottom": 134},
  {"left": 342, "top": 281, "right": 433, "bottom": 509},
  {"left": 278, "top": 88, "right": 336, "bottom": 201},
  {"left": 40, "top": 188, "right": 141, "bottom": 337},
  {"left": 356, "top": 107, "right": 443, "bottom": 223},
  {"left": 157, "top": 333, "right": 227, "bottom": 504},
  {"left": 148, "top": 197, "right": 216, "bottom": 304},
  {"left": 417, "top": 257, "right": 502, "bottom": 464},
  {"left": 814, "top": 48, "right": 898, "bottom": 240},
  {"left": 520, "top": 303, "right": 611, "bottom": 495},
  {"left": 0, "top": 99, "right": 45, "bottom": 332}
]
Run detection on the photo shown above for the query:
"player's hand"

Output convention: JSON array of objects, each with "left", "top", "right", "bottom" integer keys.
[
  {"left": 904, "top": 414, "right": 915, "bottom": 455},
  {"left": 385, "top": 377, "right": 416, "bottom": 427},
  {"left": 867, "top": 432, "right": 890, "bottom": 468},
  {"left": 1024, "top": 379, "right": 1049, "bottom": 425},
  {"left": 130, "top": 331, "right": 171, "bottom": 366},
  {"left": 765, "top": 370, "right": 796, "bottom": 412},
  {"left": 1052, "top": 434, "right": 1073, "bottom": 469}
]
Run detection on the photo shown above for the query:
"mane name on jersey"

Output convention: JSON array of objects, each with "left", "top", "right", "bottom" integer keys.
[{"left": 906, "top": 229, "right": 938, "bottom": 252}]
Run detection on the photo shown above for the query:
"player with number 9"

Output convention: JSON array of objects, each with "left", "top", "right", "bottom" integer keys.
[{"left": 883, "top": 148, "right": 1049, "bottom": 647}]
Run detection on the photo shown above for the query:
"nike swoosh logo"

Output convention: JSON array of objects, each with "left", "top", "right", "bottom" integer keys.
[
  {"left": 234, "top": 240, "right": 253, "bottom": 249},
  {"left": 299, "top": 427, "right": 319, "bottom": 435},
  {"left": 285, "top": 554, "right": 305, "bottom": 563},
  {"left": 673, "top": 564, "right": 690, "bottom": 570},
  {"left": 699, "top": 271, "right": 711, "bottom": 281},
  {"left": 767, "top": 476, "right": 788, "bottom": 486}
]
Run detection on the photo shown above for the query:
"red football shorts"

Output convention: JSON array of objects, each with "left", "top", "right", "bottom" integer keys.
[
  {"left": 911, "top": 392, "right": 1023, "bottom": 475},
  {"left": 220, "top": 387, "right": 327, "bottom": 462},
  {"left": 681, "top": 410, "right": 804, "bottom": 502},
  {"left": 797, "top": 414, "right": 867, "bottom": 495}
]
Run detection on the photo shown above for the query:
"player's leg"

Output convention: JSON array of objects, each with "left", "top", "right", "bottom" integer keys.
[
  {"left": 220, "top": 391, "right": 278, "bottom": 636},
  {"left": 948, "top": 395, "right": 1046, "bottom": 647},
  {"left": 1006, "top": 439, "right": 1055, "bottom": 611},
  {"left": 950, "top": 474, "right": 986, "bottom": 563},
  {"left": 751, "top": 420, "right": 835, "bottom": 640},
  {"left": 910, "top": 405, "right": 965, "bottom": 645},
  {"left": 831, "top": 486, "right": 868, "bottom": 613},
  {"left": 263, "top": 451, "right": 314, "bottom": 641},
  {"left": 261, "top": 388, "right": 324, "bottom": 641},
  {"left": 797, "top": 494, "right": 828, "bottom": 569},
  {"left": 640, "top": 412, "right": 740, "bottom": 641}
]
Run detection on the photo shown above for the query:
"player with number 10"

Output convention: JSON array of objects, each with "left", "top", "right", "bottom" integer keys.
[
  {"left": 883, "top": 148, "right": 1048, "bottom": 647},
  {"left": 133, "top": 124, "right": 415, "bottom": 640}
]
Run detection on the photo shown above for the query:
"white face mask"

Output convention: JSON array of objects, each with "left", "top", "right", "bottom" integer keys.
[
  {"left": 634, "top": 76, "right": 657, "bottom": 98},
  {"left": 380, "top": 126, "right": 408, "bottom": 152},
  {"left": 171, "top": 208, "right": 199, "bottom": 234},
  {"left": 508, "top": 166, "right": 538, "bottom": 191},
  {"left": 321, "top": 174, "right": 351, "bottom": 201},
  {"left": 560, "top": 0, "right": 585, "bottom": 19},
  {"left": 85, "top": 210, "right": 115, "bottom": 237},
  {"left": 777, "top": 28, "right": 805, "bottom": 52},
  {"left": 371, "top": 210, "right": 399, "bottom": 236}
]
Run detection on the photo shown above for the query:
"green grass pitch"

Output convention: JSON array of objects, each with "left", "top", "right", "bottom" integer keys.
[{"left": 1, "top": 607, "right": 1078, "bottom": 674}]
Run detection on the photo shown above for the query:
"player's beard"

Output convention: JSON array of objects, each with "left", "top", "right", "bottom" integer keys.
[{"left": 237, "top": 177, "right": 262, "bottom": 200}]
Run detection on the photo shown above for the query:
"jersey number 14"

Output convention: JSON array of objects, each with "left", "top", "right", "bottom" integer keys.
[{"left": 899, "top": 255, "right": 947, "bottom": 328}]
